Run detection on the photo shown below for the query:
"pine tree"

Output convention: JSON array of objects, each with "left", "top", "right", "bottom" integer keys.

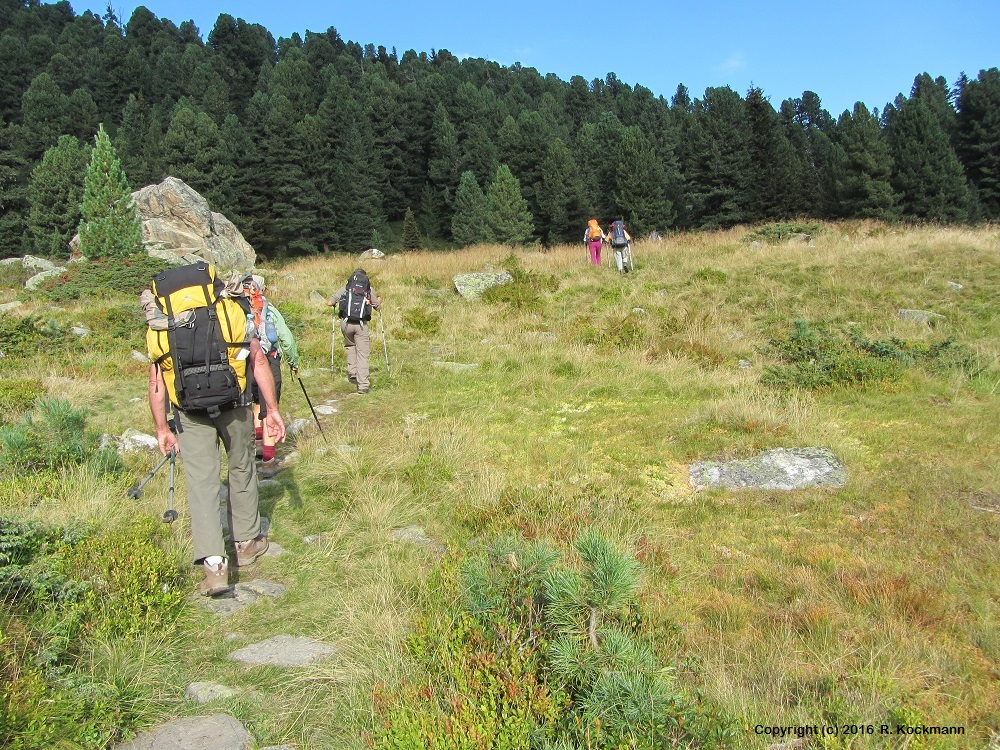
[
  {"left": 17, "top": 72, "right": 69, "bottom": 163},
  {"left": 0, "top": 124, "right": 30, "bottom": 256},
  {"left": 400, "top": 206, "right": 422, "bottom": 250},
  {"left": 451, "top": 171, "right": 489, "bottom": 247},
  {"left": 610, "top": 126, "right": 672, "bottom": 235},
  {"left": 955, "top": 68, "right": 1000, "bottom": 220},
  {"left": 779, "top": 92, "right": 837, "bottom": 217},
  {"left": 115, "top": 95, "right": 151, "bottom": 188},
  {"left": 744, "top": 86, "right": 799, "bottom": 221},
  {"left": 486, "top": 164, "right": 534, "bottom": 245},
  {"left": 684, "top": 87, "right": 752, "bottom": 228},
  {"left": 537, "top": 138, "right": 584, "bottom": 245},
  {"left": 834, "top": 103, "right": 898, "bottom": 219},
  {"left": 27, "top": 135, "right": 91, "bottom": 258},
  {"left": 77, "top": 124, "right": 144, "bottom": 260},
  {"left": 887, "top": 96, "right": 969, "bottom": 222},
  {"left": 162, "top": 106, "right": 226, "bottom": 203}
]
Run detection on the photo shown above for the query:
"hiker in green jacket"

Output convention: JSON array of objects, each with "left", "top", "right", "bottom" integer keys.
[{"left": 243, "top": 275, "right": 299, "bottom": 469}]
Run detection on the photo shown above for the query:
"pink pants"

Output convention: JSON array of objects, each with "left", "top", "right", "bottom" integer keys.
[{"left": 588, "top": 240, "right": 602, "bottom": 265}]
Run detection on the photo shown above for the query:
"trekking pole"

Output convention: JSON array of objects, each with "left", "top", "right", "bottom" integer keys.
[
  {"left": 330, "top": 316, "right": 337, "bottom": 373},
  {"left": 127, "top": 450, "right": 173, "bottom": 499},
  {"left": 295, "top": 368, "right": 328, "bottom": 443},
  {"left": 378, "top": 309, "right": 390, "bottom": 375},
  {"left": 162, "top": 448, "right": 178, "bottom": 524}
]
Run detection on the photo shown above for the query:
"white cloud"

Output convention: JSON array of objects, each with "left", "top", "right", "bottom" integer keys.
[{"left": 716, "top": 53, "right": 746, "bottom": 72}]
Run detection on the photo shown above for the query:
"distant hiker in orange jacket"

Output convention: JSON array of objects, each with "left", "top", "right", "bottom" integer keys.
[{"left": 584, "top": 219, "right": 605, "bottom": 265}]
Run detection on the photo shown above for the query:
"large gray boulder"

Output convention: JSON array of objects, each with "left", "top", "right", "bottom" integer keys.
[
  {"left": 453, "top": 271, "right": 513, "bottom": 300},
  {"left": 132, "top": 177, "right": 256, "bottom": 274}
]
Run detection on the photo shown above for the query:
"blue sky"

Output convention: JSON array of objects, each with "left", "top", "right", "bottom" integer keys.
[{"left": 71, "top": 0, "right": 998, "bottom": 117}]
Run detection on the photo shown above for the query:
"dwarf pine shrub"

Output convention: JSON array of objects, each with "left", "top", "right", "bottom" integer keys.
[
  {"left": 763, "top": 320, "right": 981, "bottom": 390},
  {"left": 0, "top": 398, "right": 122, "bottom": 476}
]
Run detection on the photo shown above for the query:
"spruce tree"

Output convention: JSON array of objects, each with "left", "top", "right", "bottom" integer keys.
[
  {"left": 537, "top": 138, "right": 584, "bottom": 245},
  {"left": 684, "top": 86, "right": 752, "bottom": 228},
  {"left": 27, "top": 135, "right": 91, "bottom": 258},
  {"left": 834, "top": 103, "right": 898, "bottom": 220},
  {"left": 115, "top": 95, "right": 151, "bottom": 188},
  {"left": 77, "top": 124, "right": 144, "bottom": 260},
  {"left": 955, "top": 68, "right": 1000, "bottom": 220},
  {"left": 744, "top": 86, "right": 800, "bottom": 221},
  {"left": 888, "top": 96, "right": 969, "bottom": 222},
  {"left": 486, "top": 164, "right": 534, "bottom": 245},
  {"left": 610, "top": 126, "right": 672, "bottom": 235},
  {"left": 401, "top": 207, "right": 423, "bottom": 250},
  {"left": 451, "top": 171, "right": 489, "bottom": 247}
]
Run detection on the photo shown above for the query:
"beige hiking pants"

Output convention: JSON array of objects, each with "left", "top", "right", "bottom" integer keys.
[{"left": 341, "top": 319, "right": 373, "bottom": 392}]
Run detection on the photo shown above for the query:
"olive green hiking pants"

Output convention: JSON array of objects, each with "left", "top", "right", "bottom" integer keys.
[{"left": 175, "top": 405, "right": 261, "bottom": 563}]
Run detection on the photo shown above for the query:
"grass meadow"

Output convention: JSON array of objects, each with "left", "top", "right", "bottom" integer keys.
[{"left": 1, "top": 223, "right": 998, "bottom": 749}]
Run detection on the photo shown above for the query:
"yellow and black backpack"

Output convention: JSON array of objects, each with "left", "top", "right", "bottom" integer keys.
[{"left": 145, "top": 263, "right": 252, "bottom": 418}]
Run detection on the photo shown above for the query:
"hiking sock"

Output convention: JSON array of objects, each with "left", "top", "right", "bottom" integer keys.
[
  {"left": 255, "top": 426, "right": 264, "bottom": 440},
  {"left": 205, "top": 555, "right": 224, "bottom": 567},
  {"left": 262, "top": 445, "right": 275, "bottom": 462}
]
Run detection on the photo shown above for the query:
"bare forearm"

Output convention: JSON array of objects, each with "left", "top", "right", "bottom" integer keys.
[
  {"left": 148, "top": 365, "right": 169, "bottom": 432},
  {"left": 251, "top": 344, "right": 279, "bottom": 414}
]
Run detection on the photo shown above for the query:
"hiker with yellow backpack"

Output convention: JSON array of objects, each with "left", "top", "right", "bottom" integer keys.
[
  {"left": 583, "top": 218, "right": 605, "bottom": 266},
  {"left": 142, "top": 262, "right": 285, "bottom": 597}
]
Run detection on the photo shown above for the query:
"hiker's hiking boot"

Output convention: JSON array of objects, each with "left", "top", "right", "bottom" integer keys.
[
  {"left": 261, "top": 458, "right": 284, "bottom": 478},
  {"left": 235, "top": 536, "right": 269, "bottom": 567},
  {"left": 348, "top": 376, "right": 358, "bottom": 385},
  {"left": 199, "top": 558, "right": 229, "bottom": 597}
]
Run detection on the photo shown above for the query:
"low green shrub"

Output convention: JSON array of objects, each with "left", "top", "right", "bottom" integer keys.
[
  {"left": 0, "top": 516, "right": 183, "bottom": 749},
  {"left": 0, "top": 379, "right": 45, "bottom": 426},
  {"left": 762, "top": 320, "right": 980, "bottom": 390},
  {"left": 373, "top": 532, "right": 734, "bottom": 750},
  {"left": 762, "top": 321, "right": 902, "bottom": 390},
  {"left": 33, "top": 256, "right": 170, "bottom": 301},
  {"left": 691, "top": 267, "right": 728, "bottom": 284},
  {"left": 59, "top": 518, "right": 185, "bottom": 639},
  {"left": 0, "top": 398, "right": 123, "bottom": 476},
  {"left": 745, "top": 222, "right": 820, "bottom": 244},
  {"left": 0, "top": 315, "right": 64, "bottom": 360},
  {"left": 78, "top": 304, "right": 146, "bottom": 350},
  {"left": 483, "top": 254, "right": 559, "bottom": 313},
  {"left": 398, "top": 307, "right": 441, "bottom": 339},
  {"left": 0, "top": 263, "right": 35, "bottom": 290}
]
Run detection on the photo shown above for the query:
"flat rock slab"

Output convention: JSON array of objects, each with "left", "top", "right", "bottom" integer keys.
[
  {"left": 228, "top": 635, "right": 338, "bottom": 667},
  {"left": 313, "top": 405, "right": 338, "bottom": 415},
  {"left": 115, "top": 713, "right": 251, "bottom": 750},
  {"left": 898, "top": 309, "right": 945, "bottom": 324},
  {"left": 690, "top": 447, "right": 847, "bottom": 491},
  {"left": 389, "top": 525, "right": 446, "bottom": 555},
  {"left": 25, "top": 268, "right": 64, "bottom": 290},
  {"left": 186, "top": 681, "right": 242, "bottom": 704},
  {"left": 286, "top": 418, "right": 312, "bottom": 437},
  {"left": 198, "top": 580, "right": 286, "bottom": 617},
  {"left": 452, "top": 271, "right": 512, "bottom": 300},
  {"left": 432, "top": 361, "right": 479, "bottom": 372}
]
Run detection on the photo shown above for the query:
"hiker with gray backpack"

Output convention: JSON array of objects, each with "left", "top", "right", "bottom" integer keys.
[
  {"left": 327, "top": 268, "right": 382, "bottom": 394},
  {"left": 607, "top": 219, "right": 634, "bottom": 274}
]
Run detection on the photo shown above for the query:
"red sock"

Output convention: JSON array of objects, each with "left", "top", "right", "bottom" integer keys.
[
  {"left": 255, "top": 427, "right": 263, "bottom": 440},
  {"left": 262, "top": 445, "right": 275, "bottom": 461}
]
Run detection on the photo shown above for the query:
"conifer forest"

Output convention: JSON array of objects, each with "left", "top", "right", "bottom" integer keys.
[{"left": 1, "top": 0, "right": 998, "bottom": 260}]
